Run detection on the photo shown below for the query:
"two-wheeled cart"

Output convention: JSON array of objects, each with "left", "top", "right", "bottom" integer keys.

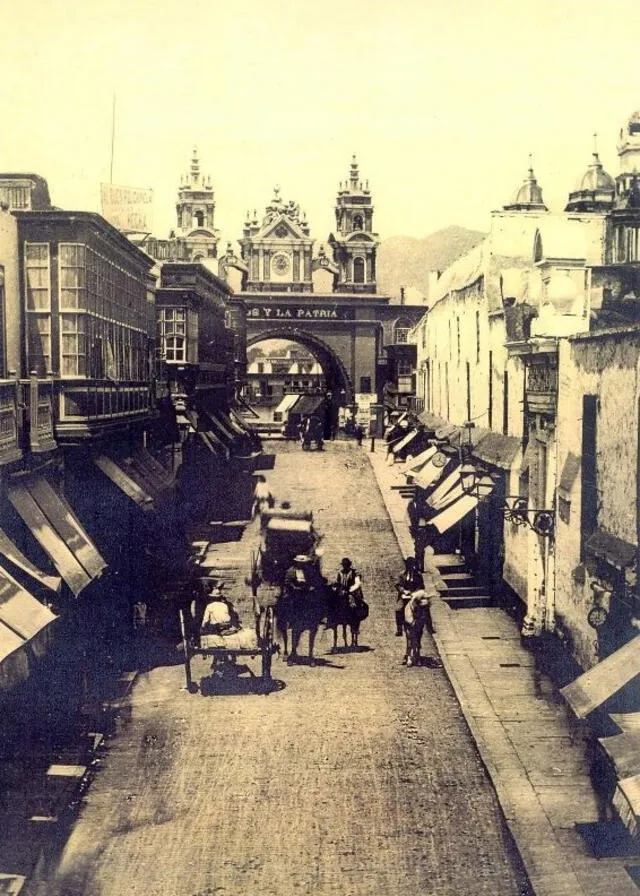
[{"left": 179, "top": 605, "right": 277, "bottom": 692}]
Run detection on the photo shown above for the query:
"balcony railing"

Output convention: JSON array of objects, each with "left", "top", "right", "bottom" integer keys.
[
  {"left": 57, "top": 381, "right": 153, "bottom": 436},
  {"left": 526, "top": 362, "right": 558, "bottom": 415}
]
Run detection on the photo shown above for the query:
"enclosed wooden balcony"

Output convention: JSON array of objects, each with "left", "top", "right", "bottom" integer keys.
[
  {"left": 0, "top": 376, "right": 56, "bottom": 466},
  {"left": 56, "top": 380, "right": 153, "bottom": 442}
]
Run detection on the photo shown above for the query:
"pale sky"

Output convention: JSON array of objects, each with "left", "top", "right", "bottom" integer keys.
[{"left": 2, "top": 0, "right": 640, "bottom": 249}]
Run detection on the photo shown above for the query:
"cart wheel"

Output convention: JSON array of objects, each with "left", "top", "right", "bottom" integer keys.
[{"left": 261, "top": 606, "right": 274, "bottom": 681}]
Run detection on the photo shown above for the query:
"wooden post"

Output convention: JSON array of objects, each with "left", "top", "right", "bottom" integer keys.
[{"left": 179, "top": 609, "right": 193, "bottom": 692}]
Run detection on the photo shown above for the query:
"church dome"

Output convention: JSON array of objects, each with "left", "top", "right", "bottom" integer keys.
[
  {"left": 576, "top": 153, "right": 615, "bottom": 192},
  {"left": 565, "top": 152, "right": 615, "bottom": 212},
  {"left": 504, "top": 164, "right": 547, "bottom": 211}
]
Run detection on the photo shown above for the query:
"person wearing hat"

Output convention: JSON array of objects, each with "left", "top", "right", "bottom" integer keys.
[
  {"left": 201, "top": 580, "right": 240, "bottom": 634},
  {"left": 335, "top": 557, "right": 363, "bottom": 606},
  {"left": 283, "top": 554, "right": 312, "bottom": 597}
]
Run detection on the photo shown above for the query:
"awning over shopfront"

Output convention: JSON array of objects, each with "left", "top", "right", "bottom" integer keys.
[
  {"left": 413, "top": 452, "right": 449, "bottom": 489},
  {"left": 392, "top": 428, "right": 421, "bottom": 455},
  {"left": 0, "top": 622, "right": 29, "bottom": 692},
  {"left": 560, "top": 634, "right": 640, "bottom": 719},
  {"left": 235, "top": 395, "right": 260, "bottom": 419},
  {"left": 417, "top": 410, "right": 449, "bottom": 432},
  {"left": 0, "top": 564, "right": 57, "bottom": 659},
  {"left": 229, "top": 407, "right": 254, "bottom": 435},
  {"left": 472, "top": 432, "right": 523, "bottom": 470},
  {"left": 7, "top": 476, "right": 106, "bottom": 597},
  {"left": 428, "top": 493, "right": 480, "bottom": 534},
  {"left": 0, "top": 563, "right": 57, "bottom": 692},
  {"left": 290, "top": 394, "right": 326, "bottom": 417},
  {"left": 208, "top": 410, "right": 236, "bottom": 441},
  {"left": 598, "top": 730, "right": 640, "bottom": 780},
  {"left": 404, "top": 446, "right": 437, "bottom": 473},
  {"left": 0, "top": 526, "right": 61, "bottom": 593},
  {"left": 427, "top": 477, "right": 495, "bottom": 534},
  {"left": 94, "top": 455, "right": 154, "bottom": 510},
  {"left": 612, "top": 775, "right": 640, "bottom": 839},
  {"left": 426, "top": 467, "right": 461, "bottom": 510},
  {"left": 585, "top": 529, "right": 636, "bottom": 571}
]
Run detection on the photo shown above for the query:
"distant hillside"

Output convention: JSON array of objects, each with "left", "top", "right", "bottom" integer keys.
[{"left": 377, "top": 225, "right": 486, "bottom": 303}]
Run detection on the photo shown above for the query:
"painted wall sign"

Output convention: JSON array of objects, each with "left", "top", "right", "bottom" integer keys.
[{"left": 246, "top": 304, "right": 355, "bottom": 321}]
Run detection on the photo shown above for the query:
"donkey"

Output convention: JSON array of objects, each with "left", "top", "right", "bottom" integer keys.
[
  {"left": 403, "top": 591, "right": 433, "bottom": 667},
  {"left": 326, "top": 585, "right": 369, "bottom": 650}
]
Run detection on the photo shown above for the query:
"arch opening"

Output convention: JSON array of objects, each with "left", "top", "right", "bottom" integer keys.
[{"left": 245, "top": 330, "right": 354, "bottom": 435}]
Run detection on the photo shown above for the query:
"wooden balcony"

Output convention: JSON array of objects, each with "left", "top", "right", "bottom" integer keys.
[
  {"left": 56, "top": 380, "right": 154, "bottom": 442},
  {"left": 525, "top": 360, "right": 557, "bottom": 416},
  {"left": 0, "top": 376, "right": 56, "bottom": 466},
  {"left": 0, "top": 379, "right": 21, "bottom": 465}
]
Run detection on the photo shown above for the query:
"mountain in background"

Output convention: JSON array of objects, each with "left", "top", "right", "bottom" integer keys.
[{"left": 377, "top": 225, "right": 486, "bottom": 303}]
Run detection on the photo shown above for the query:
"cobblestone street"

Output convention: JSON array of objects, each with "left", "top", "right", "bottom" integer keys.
[{"left": 42, "top": 441, "right": 530, "bottom": 896}]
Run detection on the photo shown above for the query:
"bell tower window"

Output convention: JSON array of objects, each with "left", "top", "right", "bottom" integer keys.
[
  {"left": 353, "top": 214, "right": 364, "bottom": 231},
  {"left": 353, "top": 257, "right": 365, "bottom": 284},
  {"left": 194, "top": 210, "right": 204, "bottom": 228}
]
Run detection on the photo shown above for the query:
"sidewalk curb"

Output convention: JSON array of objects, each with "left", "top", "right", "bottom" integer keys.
[{"left": 366, "top": 449, "right": 588, "bottom": 896}]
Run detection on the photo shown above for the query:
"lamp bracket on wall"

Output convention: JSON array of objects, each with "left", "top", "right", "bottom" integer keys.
[{"left": 502, "top": 496, "right": 555, "bottom": 537}]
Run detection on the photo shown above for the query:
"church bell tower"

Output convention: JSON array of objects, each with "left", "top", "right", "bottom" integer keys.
[
  {"left": 175, "top": 148, "right": 219, "bottom": 261},
  {"left": 329, "top": 156, "right": 379, "bottom": 293}
]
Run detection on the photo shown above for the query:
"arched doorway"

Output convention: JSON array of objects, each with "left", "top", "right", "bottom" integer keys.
[{"left": 246, "top": 329, "right": 354, "bottom": 435}]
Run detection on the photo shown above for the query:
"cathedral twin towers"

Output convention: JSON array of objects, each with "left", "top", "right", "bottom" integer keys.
[{"left": 174, "top": 150, "right": 380, "bottom": 295}]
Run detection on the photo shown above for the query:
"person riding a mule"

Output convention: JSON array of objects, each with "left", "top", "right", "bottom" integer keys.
[
  {"left": 328, "top": 557, "right": 369, "bottom": 650},
  {"left": 280, "top": 554, "right": 327, "bottom": 663}
]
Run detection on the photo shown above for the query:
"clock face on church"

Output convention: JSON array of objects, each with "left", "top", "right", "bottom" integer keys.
[{"left": 272, "top": 253, "right": 290, "bottom": 275}]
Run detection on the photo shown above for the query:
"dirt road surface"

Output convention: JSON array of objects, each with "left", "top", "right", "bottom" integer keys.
[{"left": 42, "top": 441, "right": 530, "bottom": 896}]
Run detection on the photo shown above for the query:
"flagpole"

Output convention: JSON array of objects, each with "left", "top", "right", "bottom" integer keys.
[{"left": 109, "top": 94, "right": 116, "bottom": 184}]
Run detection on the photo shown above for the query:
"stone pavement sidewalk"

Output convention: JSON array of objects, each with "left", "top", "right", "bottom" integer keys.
[{"left": 367, "top": 443, "right": 639, "bottom": 896}]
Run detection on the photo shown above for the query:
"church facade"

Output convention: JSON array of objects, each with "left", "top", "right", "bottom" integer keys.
[{"left": 219, "top": 156, "right": 422, "bottom": 421}]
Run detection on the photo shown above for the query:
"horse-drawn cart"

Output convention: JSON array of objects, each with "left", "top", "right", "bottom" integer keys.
[{"left": 179, "top": 605, "right": 278, "bottom": 691}]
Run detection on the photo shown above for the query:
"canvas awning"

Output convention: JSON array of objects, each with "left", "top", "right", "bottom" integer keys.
[
  {"left": 428, "top": 493, "right": 480, "bottom": 534},
  {"left": 0, "top": 526, "right": 60, "bottom": 593},
  {"left": 204, "top": 410, "right": 236, "bottom": 446},
  {"left": 7, "top": 477, "right": 106, "bottom": 597},
  {"left": 427, "top": 477, "right": 495, "bottom": 534},
  {"left": 404, "top": 446, "right": 437, "bottom": 473},
  {"left": 472, "top": 433, "right": 523, "bottom": 470},
  {"left": 560, "top": 634, "right": 640, "bottom": 719},
  {"left": 598, "top": 730, "right": 640, "bottom": 780},
  {"left": 94, "top": 455, "right": 154, "bottom": 510},
  {"left": 392, "top": 428, "right": 421, "bottom": 455},
  {"left": 290, "top": 394, "right": 325, "bottom": 417},
  {"left": 612, "top": 775, "right": 640, "bottom": 838},
  {"left": 0, "top": 563, "right": 57, "bottom": 691},
  {"left": 0, "top": 564, "right": 57, "bottom": 659},
  {"left": 426, "top": 466, "right": 461, "bottom": 509},
  {"left": 585, "top": 529, "right": 636, "bottom": 571},
  {"left": 413, "top": 452, "right": 449, "bottom": 489}
]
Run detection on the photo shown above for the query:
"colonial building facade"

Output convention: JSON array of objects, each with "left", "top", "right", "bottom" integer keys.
[{"left": 410, "top": 110, "right": 640, "bottom": 681}]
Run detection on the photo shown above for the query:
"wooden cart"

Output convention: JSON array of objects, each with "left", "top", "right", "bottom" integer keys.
[{"left": 179, "top": 605, "right": 277, "bottom": 691}]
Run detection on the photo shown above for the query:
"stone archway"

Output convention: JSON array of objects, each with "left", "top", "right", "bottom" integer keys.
[{"left": 246, "top": 328, "right": 354, "bottom": 433}]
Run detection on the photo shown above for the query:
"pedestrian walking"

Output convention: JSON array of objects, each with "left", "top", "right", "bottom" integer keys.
[
  {"left": 252, "top": 475, "right": 274, "bottom": 519},
  {"left": 354, "top": 423, "right": 365, "bottom": 446}
]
